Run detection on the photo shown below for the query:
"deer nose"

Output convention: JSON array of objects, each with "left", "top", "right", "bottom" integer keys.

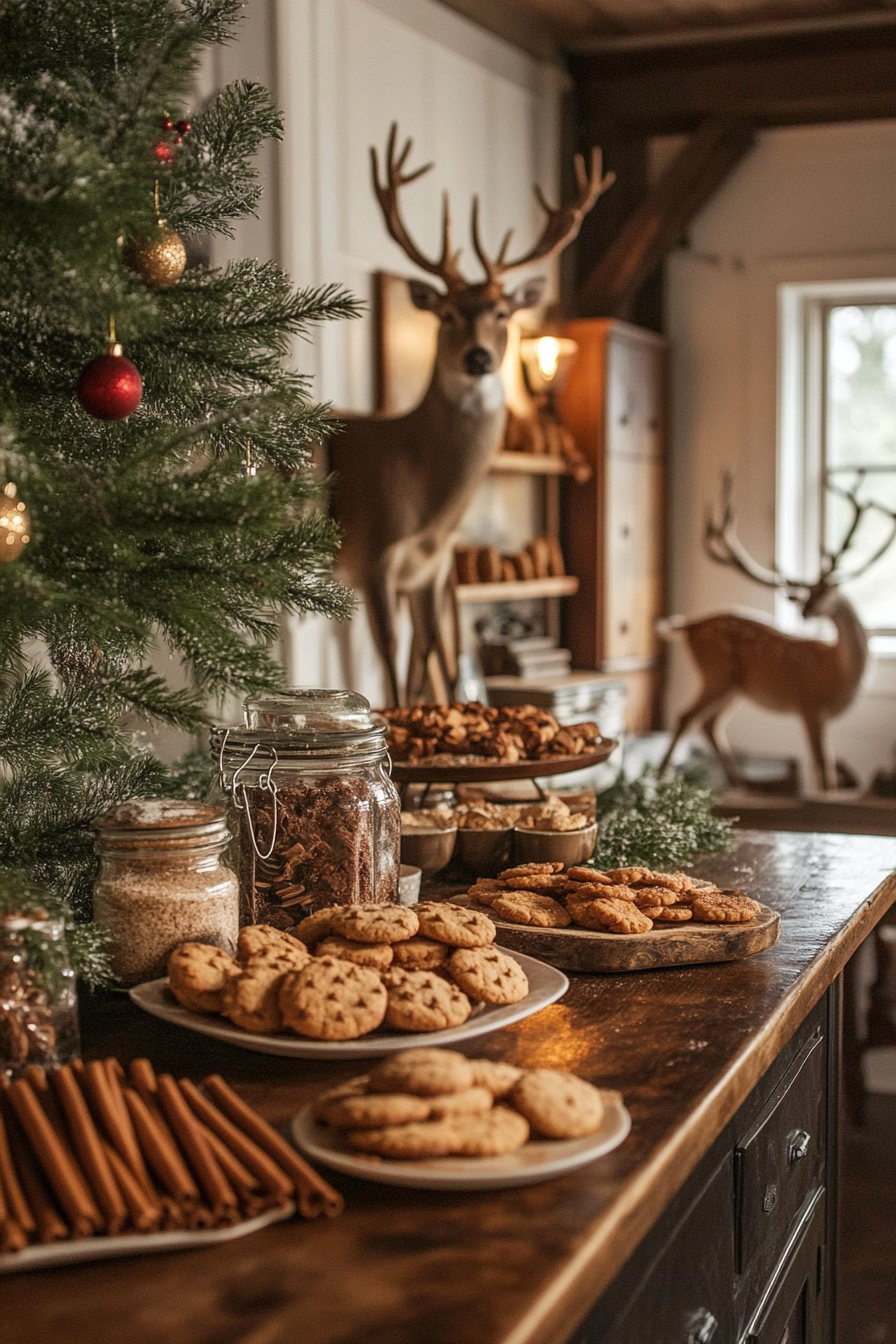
[{"left": 464, "top": 346, "right": 494, "bottom": 376}]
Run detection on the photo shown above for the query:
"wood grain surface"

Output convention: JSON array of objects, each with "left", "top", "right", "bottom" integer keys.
[
  {"left": 3, "top": 832, "right": 895, "bottom": 1344},
  {"left": 456, "top": 895, "right": 781, "bottom": 972}
]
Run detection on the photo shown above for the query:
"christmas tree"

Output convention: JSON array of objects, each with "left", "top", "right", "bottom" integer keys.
[{"left": 0, "top": 0, "right": 358, "bottom": 968}]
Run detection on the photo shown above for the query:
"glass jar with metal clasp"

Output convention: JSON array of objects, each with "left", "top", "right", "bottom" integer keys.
[{"left": 210, "top": 690, "right": 401, "bottom": 927}]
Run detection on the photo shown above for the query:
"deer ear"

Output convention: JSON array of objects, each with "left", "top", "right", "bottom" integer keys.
[
  {"left": 408, "top": 280, "right": 445, "bottom": 313},
  {"left": 507, "top": 276, "right": 547, "bottom": 312}
]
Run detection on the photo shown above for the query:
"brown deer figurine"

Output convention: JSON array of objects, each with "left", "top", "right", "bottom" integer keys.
[
  {"left": 330, "top": 124, "right": 613, "bottom": 705},
  {"left": 660, "top": 474, "right": 896, "bottom": 791}
]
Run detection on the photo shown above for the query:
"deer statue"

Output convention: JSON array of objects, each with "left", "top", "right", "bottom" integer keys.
[
  {"left": 330, "top": 124, "right": 613, "bottom": 706},
  {"left": 659, "top": 473, "right": 896, "bottom": 791}
]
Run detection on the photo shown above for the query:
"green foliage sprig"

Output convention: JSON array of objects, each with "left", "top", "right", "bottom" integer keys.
[{"left": 593, "top": 769, "right": 735, "bottom": 870}]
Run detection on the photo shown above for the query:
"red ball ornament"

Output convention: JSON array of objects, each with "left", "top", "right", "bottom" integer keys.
[
  {"left": 77, "top": 340, "right": 143, "bottom": 421},
  {"left": 153, "top": 140, "right": 174, "bottom": 164}
]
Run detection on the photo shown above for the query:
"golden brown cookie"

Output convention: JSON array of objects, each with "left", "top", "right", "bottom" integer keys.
[
  {"left": 468, "top": 1059, "right": 524, "bottom": 1098},
  {"left": 569, "top": 897, "right": 654, "bottom": 934},
  {"left": 167, "top": 943, "right": 240, "bottom": 1014},
  {"left": 319, "top": 1091, "right": 432, "bottom": 1129},
  {"left": 315, "top": 935, "right": 394, "bottom": 969},
  {"left": 237, "top": 923, "right": 311, "bottom": 964},
  {"left": 383, "top": 968, "right": 472, "bottom": 1032},
  {"left": 511, "top": 1070, "right": 605, "bottom": 1139},
  {"left": 329, "top": 904, "right": 419, "bottom": 944},
  {"left": 292, "top": 908, "right": 341, "bottom": 946},
  {"left": 427, "top": 1086, "right": 494, "bottom": 1119},
  {"left": 499, "top": 862, "right": 564, "bottom": 879},
  {"left": 636, "top": 906, "right": 664, "bottom": 919},
  {"left": 606, "top": 867, "right": 664, "bottom": 886},
  {"left": 567, "top": 867, "right": 613, "bottom": 884},
  {"left": 414, "top": 902, "right": 496, "bottom": 949},
  {"left": 391, "top": 936, "right": 449, "bottom": 971},
  {"left": 367, "top": 1048, "right": 475, "bottom": 1097},
  {"left": 278, "top": 956, "right": 388, "bottom": 1040},
  {"left": 568, "top": 883, "right": 635, "bottom": 908},
  {"left": 451, "top": 1106, "right": 530, "bottom": 1156},
  {"left": 491, "top": 892, "right": 572, "bottom": 929},
  {"left": 345, "top": 1118, "right": 463, "bottom": 1159},
  {"left": 446, "top": 947, "right": 530, "bottom": 1005},
  {"left": 221, "top": 958, "right": 299, "bottom": 1033},
  {"left": 690, "top": 891, "right": 761, "bottom": 923},
  {"left": 652, "top": 905, "right": 693, "bottom": 922},
  {"left": 504, "top": 873, "right": 571, "bottom": 892},
  {"left": 311, "top": 1075, "right": 369, "bottom": 1122},
  {"left": 629, "top": 885, "right": 680, "bottom": 909}
]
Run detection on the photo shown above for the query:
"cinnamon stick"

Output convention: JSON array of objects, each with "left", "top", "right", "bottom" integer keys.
[
  {"left": 120, "top": 1086, "right": 200, "bottom": 1209},
  {"left": 82, "top": 1060, "right": 153, "bottom": 1197},
  {"left": 7, "top": 1079, "right": 100, "bottom": 1237},
  {"left": 202, "top": 1075, "right": 344, "bottom": 1218},
  {"left": 177, "top": 1078, "right": 293, "bottom": 1201},
  {"left": 0, "top": 1132, "right": 26, "bottom": 1250},
  {"left": 0, "top": 1105, "right": 35, "bottom": 1236},
  {"left": 52, "top": 1066, "right": 127, "bottom": 1235},
  {"left": 100, "top": 1140, "right": 161, "bottom": 1234},
  {"left": 193, "top": 1117, "right": 260, "bottom": 1199},
  {"left": 156, "top": 1076, "right": 238, "bottom": 1220},
  {"left": 1, "top": 1096, "right": 67, "bottom": 1243}
]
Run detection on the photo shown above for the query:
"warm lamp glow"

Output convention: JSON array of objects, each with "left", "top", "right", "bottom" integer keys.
[
  {"left": 536, "top": 336, "right": 561, "bottom": 380},
  {"left": 520, "top": 335, "right": 579, "bottom": 395}
]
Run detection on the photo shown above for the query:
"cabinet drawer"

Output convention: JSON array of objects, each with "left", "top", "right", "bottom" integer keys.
[
  {"left": 595, "top": 1153, "right": 735, "bottom": 1344},
  {"left": 736, "top": 1034, "right": 825, "bottom": 1283},
  {"left": 741, "top": 1188, "right": 826, "bottom": 1344}
]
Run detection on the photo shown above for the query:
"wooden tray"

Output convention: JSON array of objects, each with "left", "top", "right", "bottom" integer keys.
[
  {"left": 390, "top": 738, "right": 618, "bottom": 785},
  {"left": 455, "top": 896, "right": 780, "bottom": 973}
]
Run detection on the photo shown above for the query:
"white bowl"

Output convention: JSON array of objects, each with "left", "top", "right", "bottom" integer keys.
[{"left": 398, "top": 864, "right": 422, "bottom": 905}]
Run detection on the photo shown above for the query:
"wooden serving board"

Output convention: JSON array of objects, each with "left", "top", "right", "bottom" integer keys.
[
  {"left": 389, "top": 738, "right": 618, "bottom": 785},
  {"left": 455, "top": 896, "right": 780, "bottom": 973}
]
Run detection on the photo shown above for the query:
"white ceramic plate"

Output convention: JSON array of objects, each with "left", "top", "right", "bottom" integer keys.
[
  {"left": 290, "top": 1095, "right": 631, "bottom": 1190},
  {"left": 0, "top": 1201, "right": 294, "bottom": 1275},
  {"left": 129, "top": 950, "right": 568, "bottom": 1060}
]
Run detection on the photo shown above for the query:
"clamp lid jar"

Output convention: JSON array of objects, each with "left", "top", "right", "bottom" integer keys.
[{"left": 211, "top": 689, "right": 400, "bottom": 927}]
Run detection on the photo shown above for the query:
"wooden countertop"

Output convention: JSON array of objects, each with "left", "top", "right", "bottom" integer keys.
[{"left": 3, "top": 831, "right": 895, "bottom": 1344}]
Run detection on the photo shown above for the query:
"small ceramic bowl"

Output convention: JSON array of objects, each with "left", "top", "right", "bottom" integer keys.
[
  {"left": 400, "top": 826, "right": 457, "bottom": 878},
  {"left": 453, "top": 827, "right": 514, "bottom": 877},
  {"left": 398, "top": 864, "right": 422, "bottom": 906},
  {"left": 512, "top": 821, "right": 598, "bottom": 868}
]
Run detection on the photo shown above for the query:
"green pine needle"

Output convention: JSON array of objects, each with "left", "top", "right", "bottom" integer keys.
[{"left": 593, "top": 768, "right": 736, "bottom": 870}]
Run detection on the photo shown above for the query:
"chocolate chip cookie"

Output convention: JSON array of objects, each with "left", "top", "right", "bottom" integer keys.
[
  {"left": 278, "top": 956, "right": 388, "bottom": 1040},
  {"left": 511, "top": 1070, "right": 605, "bottom": 1139},
  {"left": 446, "top": 947, "right": 530, "bottom": 1005}
]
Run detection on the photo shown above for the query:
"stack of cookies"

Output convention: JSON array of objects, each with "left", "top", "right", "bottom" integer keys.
[
  {"left": 466, "top": 863, "right": 762, "bottom": 935},
  {"left": 312, "top": 1047, "right": 609, "bottom": 1160},
  {"left": 167, "top": 902, "right": 530, "bottom": 1042}
]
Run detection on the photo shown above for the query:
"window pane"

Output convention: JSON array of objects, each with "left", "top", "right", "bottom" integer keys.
[{"left": 825, "top": 304, "right": 896, "bottom": 629}]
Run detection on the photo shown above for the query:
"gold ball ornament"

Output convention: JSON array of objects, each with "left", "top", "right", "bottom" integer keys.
[
  {"left": 125, "top": 222, "right": 187, "bottom": 290},
  {"left": 0, "top": 483, "right": 30, "bottom": 563}
]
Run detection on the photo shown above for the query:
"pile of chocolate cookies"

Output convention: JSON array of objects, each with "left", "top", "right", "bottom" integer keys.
[
  {"left": 312, "top": 1046, "right": 610, "bottom": 1160},
  {"left": 467, "top": 863, "right": 762, "bottom": 935},
  {"left": 167, "top": 903, "right": 530, "bottom": 1042}
]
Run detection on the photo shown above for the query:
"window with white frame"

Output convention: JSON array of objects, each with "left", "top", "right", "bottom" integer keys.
[{"left": 779, "top": 280, "right": 896, "bottom": 639}]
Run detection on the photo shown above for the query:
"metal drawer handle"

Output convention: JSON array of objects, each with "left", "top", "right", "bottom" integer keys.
[
  {"left": 788, "top": 1129, "right": 811, "bottom": 1163},
  {"left": 685, "top": 1307, "right": 719, "bottom": 1343}
]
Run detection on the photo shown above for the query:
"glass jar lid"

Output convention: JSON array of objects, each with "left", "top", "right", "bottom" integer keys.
[
  {"left": 93, "top": 799, "right": 229, "bottom": 850},
  {"left": 212, "top": 689, "right": 387, "bottom": 762}
]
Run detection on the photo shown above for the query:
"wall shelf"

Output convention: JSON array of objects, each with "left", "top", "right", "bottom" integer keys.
[
  {"left": 455, "top": 575, "right": 579, "bottom": 604},
  {"left": 490, "top": 452, "right": 569, "bottom": 476}
]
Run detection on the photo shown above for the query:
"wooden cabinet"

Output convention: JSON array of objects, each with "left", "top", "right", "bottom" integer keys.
[
  {"left": 559, "top": 319, "right": 667, "bottom": 731},
  {"left": 571, "top": 994, "right": 836, "bottom": 1344}
]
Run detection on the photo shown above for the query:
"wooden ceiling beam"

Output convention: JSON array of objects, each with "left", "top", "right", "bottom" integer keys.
[{"left": 575, "top": 120, "right": 756, "bottom": 319}]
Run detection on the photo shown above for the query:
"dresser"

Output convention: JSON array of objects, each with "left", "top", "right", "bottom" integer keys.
[{"left": 559, "top": 319, "right": 667, "bottom": 731}]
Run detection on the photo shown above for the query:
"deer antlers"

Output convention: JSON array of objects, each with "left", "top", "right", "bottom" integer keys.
[
  {"left": 705, "top": 470, "right": 896, "bottom": 590},
  {"left": 370, "top": 123, "right": 614, "bottom": 293}
]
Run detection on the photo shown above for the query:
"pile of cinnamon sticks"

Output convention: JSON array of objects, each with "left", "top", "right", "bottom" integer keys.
[{"left": 0, "top": 1057, "right": 343, "bottom": 1254}]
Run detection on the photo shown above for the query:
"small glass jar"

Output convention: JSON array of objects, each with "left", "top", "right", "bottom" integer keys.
[
  {"left": 92, "top": 799, "right": 239, "bottom": 987},
  {"left": 0, "top": 904, "right": 79, "bottom": 1077},
  {"left": 210, "top": 690, "right": 401, "bottom": 926}
]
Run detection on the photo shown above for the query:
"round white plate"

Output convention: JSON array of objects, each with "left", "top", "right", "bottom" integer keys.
[
  {"left": 0, "top": 1202, "right": 294, "bottom": 1275},
  {"left": 290, "top": 1095, "right": 631, "bottom": 1190},
  {"left": 129, "top": 949, "right": 568, "bottom": 1060}
]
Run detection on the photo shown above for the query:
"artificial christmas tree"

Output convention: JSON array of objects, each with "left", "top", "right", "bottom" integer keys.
[{"left": 0, "top": 0, "right": 358, "bottom": 969}]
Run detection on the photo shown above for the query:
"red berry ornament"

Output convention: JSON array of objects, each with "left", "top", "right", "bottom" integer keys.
[
  {"left": 77, "top": 333, "right": 143, "bottom": 421},
  {"left": 154, "top": 140, "right": 174, "bottom": 164}
]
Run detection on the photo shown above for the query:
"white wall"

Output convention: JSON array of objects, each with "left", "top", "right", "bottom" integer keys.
[
  {"left": 664, "top": 120, "right": 896, "bottom": 788},
  {"left": 208, "top": 0, "right": 562, "bottom": 706}
]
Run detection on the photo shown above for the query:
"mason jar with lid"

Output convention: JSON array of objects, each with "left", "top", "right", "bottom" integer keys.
[
  {"left": 92, "top": 799, "right": 239, "bottom": 987},
  {"left": 210, "top": 689, "right": 401, "bottom": 927},
  {"left": 0, "top": 902, "right": 79, "bottom": 1076}
]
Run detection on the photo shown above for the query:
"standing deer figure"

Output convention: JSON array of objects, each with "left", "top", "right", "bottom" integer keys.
[
  {"left": 330, "top": 124, "right": 613, "bottom": 706},
  {"left": 659, "top": 474, "right": 896, "bottom": 791}
]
